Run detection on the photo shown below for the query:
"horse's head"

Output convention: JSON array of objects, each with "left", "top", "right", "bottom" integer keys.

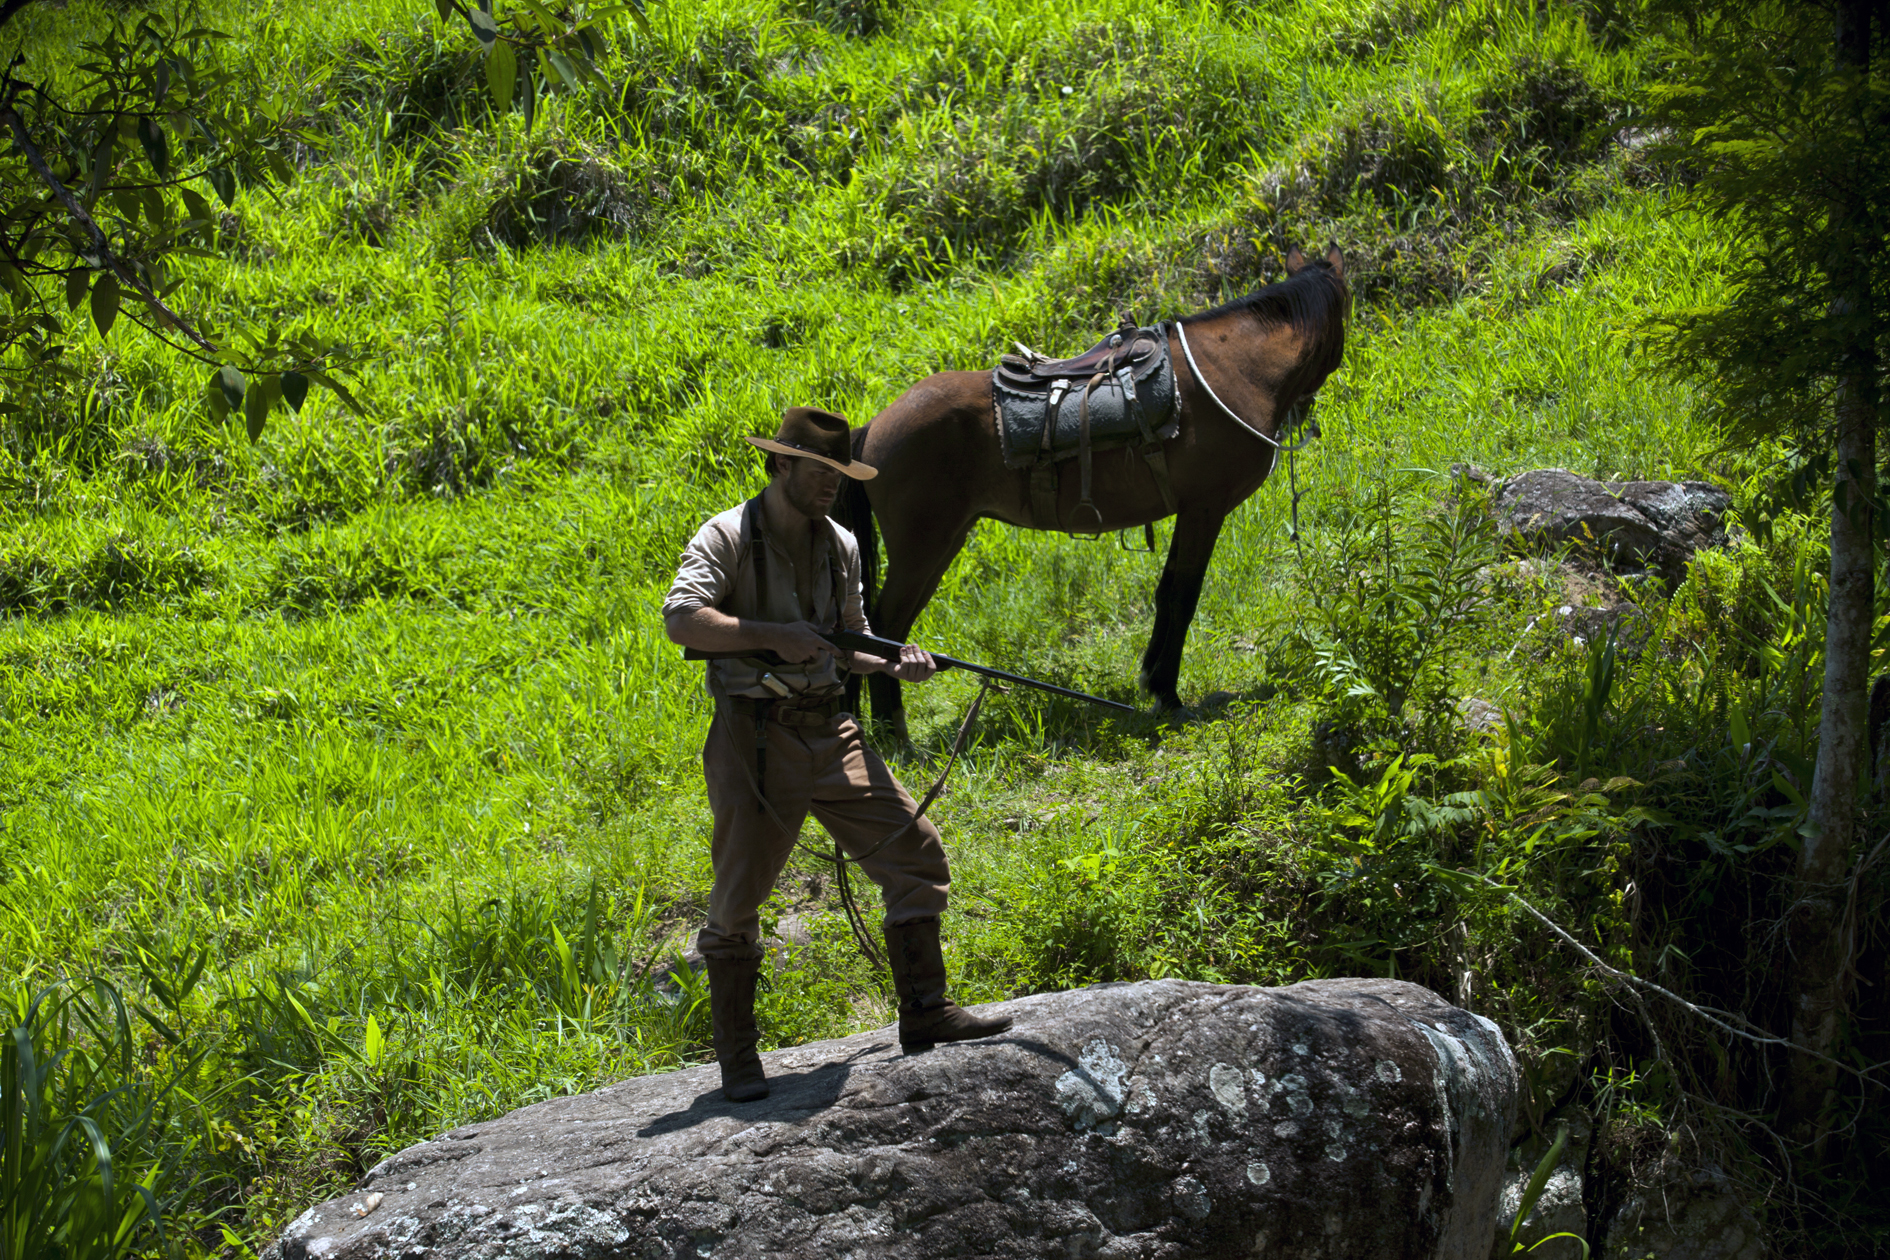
[{"left": 1269, "top": 241, "right": 1350, "bottom": 400}]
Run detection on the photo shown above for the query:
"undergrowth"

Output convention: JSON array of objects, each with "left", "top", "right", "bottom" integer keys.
[{"left": 2, "top": 0, "right": 1885, "bottom": 1257}]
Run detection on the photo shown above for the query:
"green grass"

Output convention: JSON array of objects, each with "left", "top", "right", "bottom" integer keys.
[{"left": 6, "top": 0, "right": 1885, "bottom": 1255}]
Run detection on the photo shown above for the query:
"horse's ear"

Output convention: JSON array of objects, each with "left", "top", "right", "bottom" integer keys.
[
  {"left": 1285, "top": 244, "right": 1307, "bottom": 275},
  {"left": 1324, "top": 242, "right": 1344, "bottom": 279}
]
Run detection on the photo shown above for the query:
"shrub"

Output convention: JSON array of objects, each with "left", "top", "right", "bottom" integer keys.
[
  {"left": 783, "top": 0, "right": 900, "bottom": 39},
  {"left": 0, "top": 537, "right": 219, "bottom": 617},
  {"left": 481, "top": 138, "right": 648, "bottom": 248}
]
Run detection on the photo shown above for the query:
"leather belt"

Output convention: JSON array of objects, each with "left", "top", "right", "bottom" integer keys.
[{"left": 724, "top": 694, "right": 848, "bottom": 728}]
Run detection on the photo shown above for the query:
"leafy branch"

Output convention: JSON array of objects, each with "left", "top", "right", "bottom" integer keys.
[
  {"left": 432, "top": 0, "right": 649, "bottom": 124},
  {"left": 0, "top": 6, "right": 363, "bottom": 440}
]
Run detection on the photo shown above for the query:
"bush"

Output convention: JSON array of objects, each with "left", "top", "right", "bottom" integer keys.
[
  {"left": 784, "top": 0, "right": 900, "bottom": 39},
  {"left": 481, "top": 138, "right": 648, "bottom": 249}
]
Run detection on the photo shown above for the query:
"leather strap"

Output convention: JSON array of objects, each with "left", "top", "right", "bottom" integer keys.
[
  {"left": 1030, "top": 462, "right": 1059, "bottom": 531},
  {"left": 1041, "top": 380, "right": 1066, "bottom": 457},
  {"left": 751, "top": 698, "right": 770, "bottom": 813},
  {"left": 744, "top": 496, "right": 767, "bottom": 616},
  {"left": 1074, "top": 371, "right": 1106, "bottom": 533},
  {"left": 1030, "top": 381, "right": 1070, "bottom": 530},
  {"left": 1120, "top": 362, "right": 1179, "bottom": 515}
]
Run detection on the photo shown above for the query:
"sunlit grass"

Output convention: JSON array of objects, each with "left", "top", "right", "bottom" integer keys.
[{"left": 0, "top": 0, "right": 1774, "bottom": 1250}]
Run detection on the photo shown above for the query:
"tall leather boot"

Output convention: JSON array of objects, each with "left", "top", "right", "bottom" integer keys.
[
  {"left": 703, "top": 955, "right": 769, "bottom": 1102},
  {"left": 884, "top": 917, "right": 1013, "bottom": 1050}
]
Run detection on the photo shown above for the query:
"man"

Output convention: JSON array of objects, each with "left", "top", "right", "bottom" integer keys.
[{"left": 662, "top": 406, "right": 1012, "bottom": 1103}]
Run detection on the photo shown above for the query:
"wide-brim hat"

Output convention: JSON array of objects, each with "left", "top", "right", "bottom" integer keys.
[{"left": 744, "top": 406, "right": 877, "bottom": 480}]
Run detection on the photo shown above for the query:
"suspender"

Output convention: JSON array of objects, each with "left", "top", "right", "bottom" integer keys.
[
  {"left": 739, "top": 496, "right": 844, "bottom": 630},
  {"left": 733, "top": 498, "right": 848, "bottom": 811}
]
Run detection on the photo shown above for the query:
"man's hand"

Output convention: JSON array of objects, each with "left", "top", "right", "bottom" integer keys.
[
  {"left": 881, "top": 641, "right": 937, "bottom": 683},
  {"left": 769, "top": 620, "right": 838, "bottom": 664}
]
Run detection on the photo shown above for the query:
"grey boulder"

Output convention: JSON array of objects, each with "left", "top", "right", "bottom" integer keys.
[
  {"left": 1494, "top": 470, "right": 1731, "bottom": 583},
  {"left": 268, "top": 978, "right": 1517, "bottom": 1260}
]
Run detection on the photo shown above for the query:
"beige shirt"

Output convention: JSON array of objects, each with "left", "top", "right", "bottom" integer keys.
[{"left": 663, "top": 500, "right": 870, "bottom": 699}]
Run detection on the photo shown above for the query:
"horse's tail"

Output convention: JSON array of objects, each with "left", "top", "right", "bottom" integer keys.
[{"left": 838, "top": 423, "right": 880, "bottom": 630}]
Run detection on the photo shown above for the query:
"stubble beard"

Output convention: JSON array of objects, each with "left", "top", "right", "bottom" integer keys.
[{"left": 782, "top": 466, "right": 837, "bottom": 520}]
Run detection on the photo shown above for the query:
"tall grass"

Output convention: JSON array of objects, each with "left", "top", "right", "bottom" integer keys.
[{"left": 9, "top": 0, "right": 1881, "bottom": 1254}]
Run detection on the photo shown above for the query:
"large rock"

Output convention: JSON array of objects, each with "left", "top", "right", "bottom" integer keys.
[
  {"left": 1605, "top": 1173, "right": 1769, "bottom": 1260},
  {"left": 268, "top": 979, "right": 1516, "bottom": 1260},
  {"left": 1494, "top": 470, "right": 1731, "bottom": 584}
]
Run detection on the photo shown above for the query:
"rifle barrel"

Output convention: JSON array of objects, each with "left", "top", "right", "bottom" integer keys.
[
  {"left": 929, "top": 656, "right": 1138, "bottom": 712},
  {"left": 681, "top": 631, "right": 1137, "bottom": 714}
]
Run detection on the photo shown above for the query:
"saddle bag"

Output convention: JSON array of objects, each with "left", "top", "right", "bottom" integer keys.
[{"left": 991, "top": 320, "right": 1180, "bottom": 533}]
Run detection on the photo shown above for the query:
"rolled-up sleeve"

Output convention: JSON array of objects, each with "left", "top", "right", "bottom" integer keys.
[{"left": 663, "top": 517, "right": 738, "bottom": 618}]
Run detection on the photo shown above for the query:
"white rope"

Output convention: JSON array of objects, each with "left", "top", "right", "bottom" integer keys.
[{"left": 1173, "top": 318, "right": 1279, "bottom": 448}]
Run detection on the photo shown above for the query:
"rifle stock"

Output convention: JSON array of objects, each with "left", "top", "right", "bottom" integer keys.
[{"left": 682, "top": 629, "right": 1137, "bottom": 713}]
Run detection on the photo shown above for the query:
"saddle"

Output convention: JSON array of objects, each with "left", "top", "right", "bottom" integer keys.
[{"left": 992, "top": 320, "right": 1180, "bottom": 534}]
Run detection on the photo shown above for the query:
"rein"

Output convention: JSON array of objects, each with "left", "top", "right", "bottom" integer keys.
[
  {"left": 1171, "top": 318, "right": 1322, "bottom": 541},
  {"left": 714, "top": 675, "right": 999, "bottom": 971},
  {"left": 1171, "top": 319, "right": 1321, "bottom": 454}
]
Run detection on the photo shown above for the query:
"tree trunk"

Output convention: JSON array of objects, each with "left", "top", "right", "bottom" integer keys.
[
  {"left": 1785, "top": 0, "right": 1880, "bottom": 1139},
  {"left": 1788, "top": 393, "right": 1873, "bottom": 1135}
]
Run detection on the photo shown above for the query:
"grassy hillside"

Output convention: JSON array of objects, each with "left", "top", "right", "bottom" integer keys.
[{"left": 3, "top": 0, "right": 1883, "bottom": 1254}]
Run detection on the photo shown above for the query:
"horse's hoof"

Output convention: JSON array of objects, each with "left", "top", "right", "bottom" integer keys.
[{"left": 1201, "top": 690, "right": 1238, "bottom": 709}]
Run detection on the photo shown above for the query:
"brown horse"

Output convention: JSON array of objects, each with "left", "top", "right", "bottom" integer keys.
[{"left": 837, "top": 244, "right": 1349, "bottom": 735}]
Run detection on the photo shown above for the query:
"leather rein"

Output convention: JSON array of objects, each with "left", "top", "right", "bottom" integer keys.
[{"left": 1172, "top": 318, "right": 1321, "bottom": 454}]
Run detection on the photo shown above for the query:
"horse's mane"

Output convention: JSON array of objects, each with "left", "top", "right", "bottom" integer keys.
[
  {"left": 1179, "top": 262, "right": 1349, "bottom": 380},
  {"left": 1179, "top": 260, "right": 1345, "bottom": 385}
]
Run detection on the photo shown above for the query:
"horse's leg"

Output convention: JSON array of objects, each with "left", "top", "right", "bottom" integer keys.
[
  {"left": 1139, "top": 508, "right": 1228, "bottom": 713},
  {"left": 866, "top": 521, "right": 975, "bottom": 744}
]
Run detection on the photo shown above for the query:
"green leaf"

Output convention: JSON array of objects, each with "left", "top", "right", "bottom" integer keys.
[
  {"left": 282, "top": 370, "right": 309, "bottom": 412},
  {"left": 486, "top": 40, "right": 517, "bottom": 112},
  {"left": 87, "top": 126, "right": 117, "bottom": 200},
  {"left": 205, "top": 371, "right": 230, "bottom": 421},
  {"left": 244, "top": 373, "right": 280, "bottom": 443},
  {"left": 180, "top": 186, "right": 211, "bottom": 226},
  {"left": 1770, "top": 770, "right": 1807, "bottom": 811},
  {"left": 546, "top": 49, "right": 581, "bottom": 92},
  {"left": 205, "top": 166, "right": 235, "bottom": 207},
  {"left": 435, "top": 0, "right": 453, "bottom": 17},
  {"left": 217, "top": 363, "right": 245, "bottom": 410},
  {"left": 362, "top": 1013, "right": 384, "bottom": 1067},
  {"left": 90, "top": 272, "right": 121, "bottom": 337},
  {"left": 65, "top": 268, "right": 90, "bottom": 312},
  {"left": 306, "top": 369, "right": 368, "bottom": 417},
  {"left": 140, "top": 184, "right": 167, "bottom": 228},
  {"left": 136, "top": 114, "right": 169, "bottom": 176},
  {"left": 467, "top": 8, "right": 498, "bottom": 47}
]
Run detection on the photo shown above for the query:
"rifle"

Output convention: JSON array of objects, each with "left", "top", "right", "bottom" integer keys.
[{"left": 683, "top": 628, "right": 1137, "bottom": 713}]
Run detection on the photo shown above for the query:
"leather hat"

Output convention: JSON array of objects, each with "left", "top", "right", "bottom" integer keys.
[{"left": 743, "top": 406, "right": 877, "bottom": 480}]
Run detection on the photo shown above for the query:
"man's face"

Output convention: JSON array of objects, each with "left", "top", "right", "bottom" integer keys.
[{"left": 778, "top": 455, "right": 843, "bottom": 519}]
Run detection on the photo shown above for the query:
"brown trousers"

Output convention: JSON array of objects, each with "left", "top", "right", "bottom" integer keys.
[{"left": 696, "top": 705, "right": 950, "bottom": 961}]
